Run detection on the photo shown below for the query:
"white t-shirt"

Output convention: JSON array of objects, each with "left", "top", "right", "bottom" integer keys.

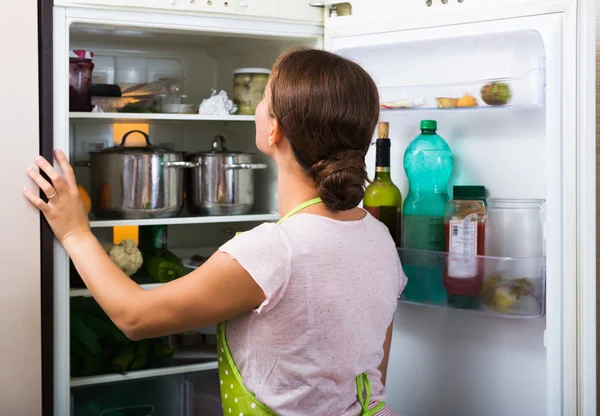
[{"left": 219, "top": 211, "right": 407, "bottom": 416}]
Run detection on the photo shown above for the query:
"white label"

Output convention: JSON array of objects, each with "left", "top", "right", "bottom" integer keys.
[{"left": 448, "top": 220, "right": 478, "bottom": 278}]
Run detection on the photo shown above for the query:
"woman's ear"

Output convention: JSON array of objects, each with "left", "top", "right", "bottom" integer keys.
[{"left": 269, "top": 118, "right": 285, "bottom": 147}]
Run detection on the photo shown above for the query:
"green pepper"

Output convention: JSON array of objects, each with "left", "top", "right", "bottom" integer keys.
[{"left": 146, "top": 249, "right": 185, "bottom": 283}]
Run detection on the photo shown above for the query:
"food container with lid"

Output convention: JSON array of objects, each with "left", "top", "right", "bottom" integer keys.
[
  {"left": 188, "top": 135, "right": 267, "bottom": 215},
  {"left": 86, "top": 130, "right": 195, "bottom": 219},
  {"left": 69, "top": 50, "right": 95, "bottom": 112},
  {"left": 232, "top": 68, "right": 270, "bottom": 115}
]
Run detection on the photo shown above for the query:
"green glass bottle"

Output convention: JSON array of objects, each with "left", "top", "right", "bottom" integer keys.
[{"left": 364, "top": 122, "right": 403, "bottom": 245}]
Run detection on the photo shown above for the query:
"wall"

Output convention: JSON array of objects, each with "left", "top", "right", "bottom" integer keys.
[{"left": 0, "top": 1, "right": 42, "bottom": 415}]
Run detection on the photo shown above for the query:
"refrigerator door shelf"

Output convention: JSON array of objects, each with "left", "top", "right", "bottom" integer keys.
[
  {"left": 398, "top": 248, "right": 546, "bottom": 319},
  {"left": 379, "top": 66, "right": 546, "bottom": 110}
]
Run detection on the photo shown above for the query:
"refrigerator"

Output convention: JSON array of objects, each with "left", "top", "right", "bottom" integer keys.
[{"left": 37, "top": 0, "right": 597, "bottom": 415}]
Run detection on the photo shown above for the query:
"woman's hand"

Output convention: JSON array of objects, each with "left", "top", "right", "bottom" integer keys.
[{"left": 23, "top": 150, "right": 91, "bottom": 245}]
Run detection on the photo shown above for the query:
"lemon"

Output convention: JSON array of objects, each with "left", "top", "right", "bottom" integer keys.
[{"left": 494, "top": 287, "right": 518, "bottom": 312}]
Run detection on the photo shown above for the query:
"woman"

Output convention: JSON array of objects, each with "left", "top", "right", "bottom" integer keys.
[{"left": 24, "top": 48, "right": 405, "bottom": 416}]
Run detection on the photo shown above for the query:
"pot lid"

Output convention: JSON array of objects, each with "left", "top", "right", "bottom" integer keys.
[
  {"left": 90, "top": 130, "right": 182, "bottom": 155},
  {"left": 192, "top": 135, "right": 252, "bottom": 156}
]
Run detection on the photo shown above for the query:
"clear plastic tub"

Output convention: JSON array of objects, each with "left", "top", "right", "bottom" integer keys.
[{"left": 398, "top": 248, "right": 545, "bottom": 318}]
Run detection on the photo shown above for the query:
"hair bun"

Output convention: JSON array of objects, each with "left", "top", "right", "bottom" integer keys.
[{"left": 309, "top": 149, "right": 368, "bottom": 211}]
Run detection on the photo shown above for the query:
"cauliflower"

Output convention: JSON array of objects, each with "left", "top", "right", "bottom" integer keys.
[{"left": 109, "top": 239, "right": 143, "bottom": 277}]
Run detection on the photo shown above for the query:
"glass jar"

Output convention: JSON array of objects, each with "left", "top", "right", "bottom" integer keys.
[
  {"left": 485, "top": 198, "right": 545, "bottom": 258},
  {"left": 444, "top": 185, "right": 487, "bottom": 309},
  {"left": 232, "top": 68, "right": 270, "bottom": 115},
  {"left": 69, "top": 50, "right": 94, "bottom": 112}
]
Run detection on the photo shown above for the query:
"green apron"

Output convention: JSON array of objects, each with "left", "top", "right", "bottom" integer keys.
[{"left": 217, "top": 197, "right": 386, "bottom": 416}]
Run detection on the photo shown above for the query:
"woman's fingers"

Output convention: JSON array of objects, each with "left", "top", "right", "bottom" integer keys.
[
  {"left": 23, "top": 187, "right": 50, "bottom": 213},
  {"left": 35, "top": 155, "right": 69, "bottom": 195},
  {"left": 54, "top": 150, "right": 77, "bottom": 189},
  {"left": 26, "top": 166, "right": 57, "bottom": 199}
]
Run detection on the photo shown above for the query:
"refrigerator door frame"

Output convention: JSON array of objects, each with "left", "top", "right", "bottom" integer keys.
[
  {"left": 574, "top": 0, "right": 596, "bottom": 414},
  {"left": 323, "top": 3, "right": 595, "bottom": 415}
]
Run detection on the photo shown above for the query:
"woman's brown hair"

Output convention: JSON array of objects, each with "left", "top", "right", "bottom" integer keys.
[{"left": 268, "top": 48, "right": 379, "bottom": 211}]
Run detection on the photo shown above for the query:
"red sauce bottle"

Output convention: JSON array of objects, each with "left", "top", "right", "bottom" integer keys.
[
  {"left": 444, "top": 186, "right": 487, "bottom": 309},
  {"left": 69, "top": 50, "right": 95, "bottom": 112}
]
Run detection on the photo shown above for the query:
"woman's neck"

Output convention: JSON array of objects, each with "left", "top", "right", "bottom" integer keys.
[{"left": 277, "top": 165, "right": 319, "bottom": 217}]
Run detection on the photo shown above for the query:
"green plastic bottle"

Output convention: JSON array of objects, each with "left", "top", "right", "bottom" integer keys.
[{"left": 402, "top": 120, "right": 453, "bottom": 304}]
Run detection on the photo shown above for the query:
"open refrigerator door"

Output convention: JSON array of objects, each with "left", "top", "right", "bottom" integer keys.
[{"left": 322, "top": 2, "right": 593, "bottom": 414}]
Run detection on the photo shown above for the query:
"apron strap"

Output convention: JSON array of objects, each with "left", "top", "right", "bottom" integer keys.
[
  {"left": 277, "top": 197, "right": 322, "bottom": 224},
  {"left": 356, "top": 373, "right": 386, "bottom": 416},
  {"left": 356, "top": 373, "right": 371, "bottom": 414}
]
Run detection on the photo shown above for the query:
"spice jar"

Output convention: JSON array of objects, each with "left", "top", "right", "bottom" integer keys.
[
  {"left": 444, "top": 185, "right": 487, "bottom": 309},
  {"left": 69, "top": 50, "right": 94, "bottom": 112}
]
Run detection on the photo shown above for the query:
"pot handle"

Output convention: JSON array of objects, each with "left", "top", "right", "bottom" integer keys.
[
  {"left": 224, "top": 163, "right": 268, "bottom": 170},
  {"left": 120, "top": 130, "right": 151, "bottom": 147},
  {"left": 164, "top": 161, "right": 198, "bottom": 168}
]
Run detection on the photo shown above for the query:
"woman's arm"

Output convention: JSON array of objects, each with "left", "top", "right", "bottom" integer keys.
[
  {"left": 66, "top": 234, "right": 265, "bottom": 340},
  {"left": 378, "top": 320, "right": 394, "bottom": 386},
  {"left": 25, "top": 151, "right": 266, "bottom": 340}
]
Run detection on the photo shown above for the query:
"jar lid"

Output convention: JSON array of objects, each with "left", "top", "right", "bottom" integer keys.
[
  {"left": 233, "top": 68, "right": 271, "bottom": 75},
  {"left": 453, "top": 185, "right": 486, "bottom": 200},
  {"left": 70, "top": 50, "right": 94, "bottom": 60}
]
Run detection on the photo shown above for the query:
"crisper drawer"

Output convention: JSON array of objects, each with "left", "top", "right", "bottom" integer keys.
[
  {"left": 72, "top": 371, "right": 222, "bottom": 416},
  {"left": 72, "top": 376, "right": 181, "bottom": 415}
]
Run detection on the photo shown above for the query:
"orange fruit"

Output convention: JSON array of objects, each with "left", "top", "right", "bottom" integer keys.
[{"left": 77, "top": 185, "right": 92, "bottom": 214}]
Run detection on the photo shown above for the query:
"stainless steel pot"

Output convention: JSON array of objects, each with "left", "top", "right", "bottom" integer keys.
[
  {"left": 188, "top": 136, "right": 267, "bottom": 215},
  {"left": 88, "top": 130, "right": 194, "bottom": 219}
]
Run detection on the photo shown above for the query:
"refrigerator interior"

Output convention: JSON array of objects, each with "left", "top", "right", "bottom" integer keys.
[
  {"left": 335, "top": 29, "right": 549, "bottom": 415},
  {"left": 69, "top": 25, "right": 321, "bottom": 216},
  {"left": 65, "top": 24, "right": 319, "bottom": 414},
  {"left": 61, "top": 17, "right": 556, "bottom": 416}
]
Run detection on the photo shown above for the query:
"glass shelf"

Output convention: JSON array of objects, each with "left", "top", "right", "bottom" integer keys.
[
  {"left": 397, "top": 248, "right": 545, "bottom": 319},
  {"left": 379, "top": 67, "right": 546, "bottom": 110}
]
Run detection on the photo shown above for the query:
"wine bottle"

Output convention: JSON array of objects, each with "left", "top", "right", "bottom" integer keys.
[{"left": 364, "top": 122, "right": 403, "bottom": 245}]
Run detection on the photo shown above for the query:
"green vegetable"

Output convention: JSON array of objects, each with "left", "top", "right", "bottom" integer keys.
[
  {"left": 146, "top": 249, "right": 185, "bottom": 283},
  {"left": 131, "top": 339, "right": 151, "bottom": 371},
  {"left": 112, "top": 345, "right": 135, "bottom": 374},
  {"left": 152, "top": 342, "right": 174, "bottom": 359}
]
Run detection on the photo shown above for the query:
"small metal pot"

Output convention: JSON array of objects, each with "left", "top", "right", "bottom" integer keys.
[
  {"left": 88, "top": 130, "right": 194, "bottom": 219},
  {"left": 188, "top": 136, "right": 267, "bottom": 215}
]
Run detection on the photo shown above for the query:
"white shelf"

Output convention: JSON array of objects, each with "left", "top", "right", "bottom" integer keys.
[
  {"left": 70, "top": 283, "right": 163, "bottom": 298},
  {"left": 70, "top": 112, "right": 255, "bottom": 122},
  {"left": 70, "top": 361, "right": 218, "bottom": 388},
  {"left": 380, "top": 104, "right": 544, "bottom": 112},
  {"left": 89, "top": 212, "right": 279, "bottom": 228}
]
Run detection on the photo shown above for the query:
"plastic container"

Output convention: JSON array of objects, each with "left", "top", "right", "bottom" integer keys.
[
  {"left": 444, "top": 185, "right": 487, "bottom": 309},
  {"left": 157, "top": 94, "right": 187, "bottom": 113},
  {"left": 401, "top": 120, "right": 453, "bottom": 304},
  {"left": 69, "top": 50, "right": 95, "bottom": 112},
  {"left": 232, "top": 68, "right": 270, "bottom": 115},
  {"left": 485, "top": 198, "right": 545, "bottom": 258},
  {"left": 398, "top": 248, "right": 546, "bottom": 318}
]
